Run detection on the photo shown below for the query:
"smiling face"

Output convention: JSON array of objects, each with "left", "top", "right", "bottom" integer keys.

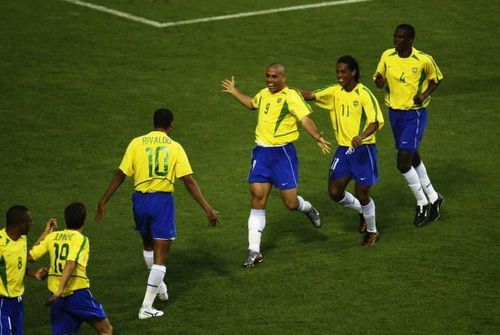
[
  {"left": 336, "top": 62, "right": 356, "bottom": 90},
  {"left": 265, "top": 64, "right": 286, "bottom": 93},
  {"left": 394, "top": 27, "right": 413, "bottom": 55}
]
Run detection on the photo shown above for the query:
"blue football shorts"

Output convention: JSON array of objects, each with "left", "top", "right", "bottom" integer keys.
[
  {"left": 389, "top": 108, "right": 428, "bottom": 153},
  {"left": 248, "top": 143, "right": 299, "bottom": 190},
  {"left": 50, "top": 289, "right": 107, "bottom": 335},
  {"left": 132, "top": 191, "right": 176, "bottom": 240},
  {"left": 0, "top": 296, "right": 24, "bottom": 335},
  {"left": 329, "top": 144, "right": 379, "bottom": 186}
]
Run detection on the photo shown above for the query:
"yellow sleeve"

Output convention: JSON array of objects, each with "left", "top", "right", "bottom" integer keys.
[
  {"left": 373, "top": 51, "right": 387, "bottom": 79},
  {"left": 314, "top": 86, "right": 335, "bottom": 110},
  {"left": 29, "top": 235, "right": 49, "bottom": 260},
  {"left": 424, "top": 55, "right": 443, "bottom": 83},
  {"left": 287, "top": 90, "right": 311, "bottom": 121},
  {"left": 361, "top": 87, "right": 385, "bottom": 129},
  {"left": 251, "top": 91, "right": 262, "bottom": 110},
  {"left": 174, "top": 144, "right": 193, "bottom": 179},
  {"left": 118, "top": 139, "right": 137, "bottom": 177}
]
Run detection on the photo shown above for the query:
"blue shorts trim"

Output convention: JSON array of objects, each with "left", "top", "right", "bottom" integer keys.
[
  {"left": 389, "top": 108, "right": 427, "bottom": 153},
  {"left": 51, "top": 289, "right": 107, "bottom": 335},
  {"left": 329, "top": 145, "right": 379, "bottom": 186},
  {"left": 0, "top": 296, "right": 23, "bottom": 335},
  {"left": 247, "top": 143, "right": 299, "bottom": 190},
  {"left": 133, "top": 192, "right": 176, "bottom": 240}
]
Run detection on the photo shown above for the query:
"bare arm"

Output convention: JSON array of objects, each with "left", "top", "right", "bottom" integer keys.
[
  {"left": 44, "top": 260, "right": 76, "bottom": 306},
  {"left": 298, "top": 89, "right": 316, "bottom": 101},
  {"left": 180, "top": 174, "right": 219, "bottom": 226},
  {"left": 26, "top": 267, "right": 48, "bottom": 280},
  {"left": 351, "top": 122, "right": 380, "bottom": 148},
  {"left": 413, "top": 80, "right": 441, "bottom": 105},
  {"left": 221, "top": 76, "right": 254, "bottom": 110},
  {"left": 300, "top": 116, "right": 331, "bottom": 154},
  {"left": 32, "top": 218, "right": 57, "bottom": 246},
  {"left": 95, "top": 169, "right": 126, "bottom": 222},
  {"left": 374, "top": 73, "right": 386, "bottom": 88}
]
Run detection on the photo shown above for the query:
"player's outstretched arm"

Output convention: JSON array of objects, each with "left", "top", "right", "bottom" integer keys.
[
  {"left": 221, "top": 75, "right": 254, "bottom": 110},
  {"left": 180, "top": 174, "right": 219, "bottom": 227},
  {"left": 297, "top": 89, "right": 316, "bottom": 101},
  {"left": 95, "top": 170, "right": 126, "bottom": 222},
  {"left": 300, "top": 116, "right": 331, "bottom": 154}
]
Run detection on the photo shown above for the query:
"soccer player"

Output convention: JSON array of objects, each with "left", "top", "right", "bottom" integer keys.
[
  {"left": 95, "top": 108, "right": 219, "bottom": 319},
  {"left": 300, "top": 56, "right": 384, "bottom": 246},
  {"left": 1, "top": 206, "right": 56, "bottom": 335},
  {"left": 221, "top": 64, "right": 331, "bottom": 267},
  {"left": 29, "top": 202, "right": 113, "bottom": 335},
  {"left": 374, "top": 23, "right": 444, "bottom": 226}
]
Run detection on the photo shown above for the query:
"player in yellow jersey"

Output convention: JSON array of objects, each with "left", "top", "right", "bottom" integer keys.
[
  {"left": 374, "top": 24, "right": 444, "bottom": 227},
  {"left": 1, "top": 205, "right": 56, "bottom": 335},
  {"left": 29, "top": 202, "right": 113, "bottom": 335},
  {"left": 300, "top": 56, "right": 384, "bottom": 246},
  {"left": 221, "top": 64, "right": 331, "bottom": 267},
  {"left": 95, "top": 108, "right": 219, "bottom": 319}
]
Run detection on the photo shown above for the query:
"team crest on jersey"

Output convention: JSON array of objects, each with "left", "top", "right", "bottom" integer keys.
[
  {"left": 277, "top": 98, "right": 282, "bottom": 103},
  {"left": 412, "top": 67, "right": 418, "bottom": 73},
  {"left": 353, "top": 100, "right": 359, "bottom": 107}
]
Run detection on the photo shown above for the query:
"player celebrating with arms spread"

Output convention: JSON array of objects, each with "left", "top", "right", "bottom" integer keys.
[
  {"left": 221, "top": 63, "right": 331, "bottom": 267},
  {"left": 374, "top": 23, "right": 444, "bottom": 226},
  {"left": 300, "top": 55, "right": 384, "bottom": 246}
]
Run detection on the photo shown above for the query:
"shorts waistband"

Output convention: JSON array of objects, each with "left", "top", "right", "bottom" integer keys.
[
  {"left": 0, "top": 296, "right": 22, "bottom": 302},
  {"left": 389, "top": 108, "right": 426, "bottom": 112},
  {"left": 134, "top": 191, "right": 172, "bottom": 194}
]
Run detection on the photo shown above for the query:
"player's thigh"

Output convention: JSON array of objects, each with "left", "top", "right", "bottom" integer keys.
[
  {"left": 329, "top": 147, "right": 352, "bottom": 181},
  {"left": 351, "top": 145, "right": 379, "bottom": 186},
  {"left": 249, "top": 182, "right": 272, "bottom": 209},
  {"left": 271, "top": 144, "right": 299, "bottom": 190},
  {"left": 149, "top": 193, "right": 176, "bottom": 240},
  {"left": 0, "top": 297, "right": 23, "bottom": 335}
]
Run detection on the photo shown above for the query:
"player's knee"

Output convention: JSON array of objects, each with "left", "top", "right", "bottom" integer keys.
[
  {"left": 329, "top": 189, "right": 343, "bottom": 202},
  {"left": 284, "top": 198, "right": 299, "bottom": 210}
]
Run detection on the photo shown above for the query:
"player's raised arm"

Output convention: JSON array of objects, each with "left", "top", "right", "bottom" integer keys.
[
  {"left": 221, "top": 76, "right": 254, "bottom": 110},
  {"left": 297, "top": 89, "right": 316, "bottom": 101}
]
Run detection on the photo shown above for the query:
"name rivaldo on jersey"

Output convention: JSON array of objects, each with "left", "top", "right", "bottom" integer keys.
[{"left": 142, "top": 136, "right": 172, "bottom": 145}]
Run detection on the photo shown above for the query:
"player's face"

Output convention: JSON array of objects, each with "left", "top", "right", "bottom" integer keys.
[
  {"left": 265, "top": 67, "right": 286, "bottom": 93},
  {"left": 336, "top": 62, "right": 355, "bottom": 88},
  {"left": 19, "top": 211, "right": 33, "bottom": 235},
  {"left": 394, "top": 28, "right": 413, "bottom": 53}
]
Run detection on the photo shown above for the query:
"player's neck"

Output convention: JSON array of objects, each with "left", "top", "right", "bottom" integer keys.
[
  {"left": 343, "top": 82, "right": 357, "bottom": 92},
  {"left": 5, "top": 228, "right": 21, "bottom": 241},
  {"left": 398, "top": 47, "right": 412, "bottom": 58}
]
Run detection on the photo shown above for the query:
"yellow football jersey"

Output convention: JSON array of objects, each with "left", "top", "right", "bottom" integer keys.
[
  {"left": 30, "top": 229, "right": 90, "bottom": 296},
  {"left": 374, "top": 47, "right": 443, "bottom": 110},
  {"left": 119, "top": 131, "right": 193, "bottom": 193},
  {"left": 0, "top": 229, "right": 27, "bottom": 297},
  {"left": 251, "top": 87, "right": 312, "bottom": 146},
  {"left": 315, "top": 83, "right": 384, "bottom": 147}
]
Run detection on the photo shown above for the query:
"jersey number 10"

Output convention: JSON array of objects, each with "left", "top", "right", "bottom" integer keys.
[{"left": 146, "top": 146, "right": 169, "bottom": 177}]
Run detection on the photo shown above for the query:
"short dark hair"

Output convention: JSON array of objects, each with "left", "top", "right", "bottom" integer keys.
[
  {"left": 6, "top": 205, "right": 30, "bottom": 229},
  {"left": 64, "top": 202, "right": 86, "bottom": 229},
  {"left": 337, "top": 55, "right": 360, "bottom": 82},
  {"left": 154, "top": 108, "right": 174, "bottom": 129},
  {"left": 396, "top": 23, "right": 415, "bottom": 39}
]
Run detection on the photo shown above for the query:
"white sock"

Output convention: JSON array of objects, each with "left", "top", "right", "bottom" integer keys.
[
  {"left": 141, "top": 264, "right": 166, "bottom": 309},
  {"left": 248, "top": 209, "right": 266, "bottom": 252},
  {"left": 402, "top": 168, "right": 429, "bottom": 206},
  {"left": 297, "top": 195, "right": 312, "bottom": 213},
  {"left": 414, "top": 162, "right": 438, "bottom": 203},
  {"left": 338, "top": 191, "right": 362, "bottom": 214},
  {"left": 144, "top": 250, "right": 167, "bottom": 295},
  {"left": 362, "top": 199, "right": 377, "bottom": 233},
  {"left": 143, "top": 250, "right": 154, "bottom": 270}
]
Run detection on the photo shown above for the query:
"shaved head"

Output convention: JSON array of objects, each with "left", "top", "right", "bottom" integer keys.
[{"left": 267, "top": 63, "right": 286, "bottom": 75}]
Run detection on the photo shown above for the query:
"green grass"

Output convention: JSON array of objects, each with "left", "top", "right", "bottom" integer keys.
[{"left": 1, "top": 0, "right": 499, "bottom": 334}]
